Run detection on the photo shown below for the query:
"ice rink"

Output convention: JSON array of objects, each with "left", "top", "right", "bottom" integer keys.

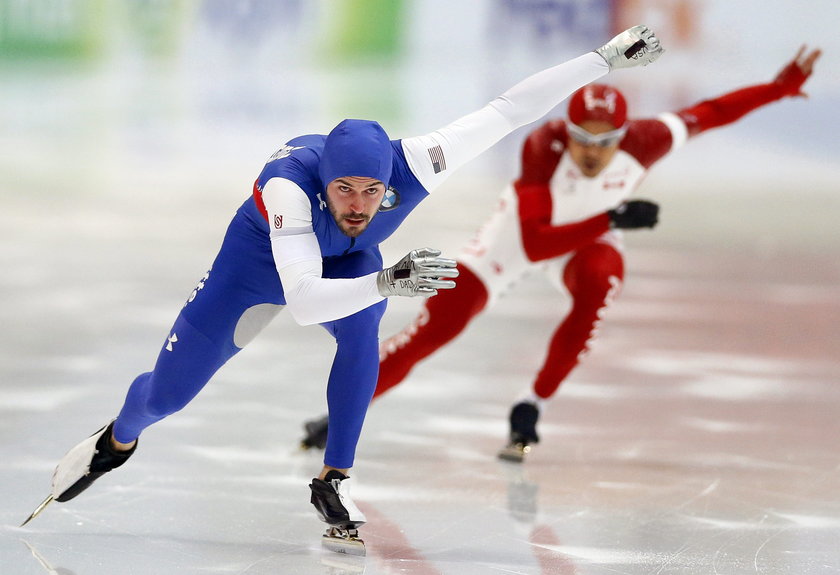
[{"left": 2, "top": 2, "right": 840, "bottom": 573}]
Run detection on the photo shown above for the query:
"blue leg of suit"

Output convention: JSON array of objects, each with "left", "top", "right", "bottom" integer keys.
[{"left": 112, "top": 198, "right": 385, "bottom": 469}]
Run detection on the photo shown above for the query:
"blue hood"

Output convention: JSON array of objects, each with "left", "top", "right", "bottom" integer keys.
[{"left": 319, "top": 119, "right": 393, "bottom": 189}]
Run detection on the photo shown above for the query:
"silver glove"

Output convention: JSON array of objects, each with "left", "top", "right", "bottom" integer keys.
[
  {"left": 377, "top": 248, "right": 459, "bottom": 298},
  {"left": 595, "top": 25, "right": 664, "bottom": 70}
]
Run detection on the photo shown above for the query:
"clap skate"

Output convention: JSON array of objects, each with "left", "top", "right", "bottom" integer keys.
[
  {"left": 310, "top": 470, "right": 367, "bottom": 556},
  {"left": 21, "top": 421, "right": 136, "bottom": 526},
  {"left": 498, "top": 402, "right": 540, "bottom": 463},
  {"left": 300, "top": 414, "right": 329, "bottom": 450}
]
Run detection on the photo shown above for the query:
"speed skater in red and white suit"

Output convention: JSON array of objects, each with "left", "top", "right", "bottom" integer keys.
[{"left": 300, "top": 46, "right": 820, "bottom": 461}]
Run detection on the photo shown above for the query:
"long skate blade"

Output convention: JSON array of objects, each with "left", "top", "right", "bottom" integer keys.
[
  {"left": 322, "top": 528, "right": 366, "bottom": 556},
  {"left": 20, "top": 495, "right": 54, "bottom": 527},
  {"left": 497, "top": 443, "right": 530, "bottom": 463}
]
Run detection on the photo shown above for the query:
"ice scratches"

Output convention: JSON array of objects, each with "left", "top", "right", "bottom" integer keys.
[
  {"left": 675, "top": 452, "right": 806, "bottom": 472},
  {"left": 183, "top": 444, "right": 286, "bottom": 464},
  {"left": 593, "top": 481, "right": 650, "bottom": 491},
  {"left": 543, "top": 544, "right": 687, "bottom": 566},
  {"left": 681, "top": 416, "right": 764, "bottom": 434},
  {"left": 426, "top": 415, "right": 503, "bottom": 434},
  {"left": 630, "top": 351, "right": 795, "bottom": 377},
  {"left": 702, "top": 511, "right": 840, "bottom": 574},
  {"left": 681, "top": 375, "right": 791, "bottom": 401},
  {"left": 320, "top": 552, "right": 365, "bottom": 573},
  {"left": 772, "top": 512, "right": 840, "bottom": 528},
  {"left": 691, "top": 515, "right": 777, "bottom": 531},
  {"left": 626, "top": 351, "right": 803, "bottom": 400},
  {"left": 349, "top": 483, "right": 446, "bottom": 503},
  {"left": 557, "top": 381, "right": 635, "bottom": 399},
  {"left": 0, "top": 386, "right": 90, "bottom": 412}
]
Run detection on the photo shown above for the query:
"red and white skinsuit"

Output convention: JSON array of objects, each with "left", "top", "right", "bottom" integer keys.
[{"left": 376, "top": 53, "right": 815, "bottom": 404}]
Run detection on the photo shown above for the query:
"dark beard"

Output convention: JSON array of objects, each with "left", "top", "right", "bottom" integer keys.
[{"left": 327, "top": 200, "right": 372, "bottom": 238}]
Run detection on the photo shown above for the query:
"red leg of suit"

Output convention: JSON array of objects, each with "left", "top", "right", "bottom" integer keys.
[
  {"left": 532, "top": 242, "right": 624, "bottom": 399},
  {"left": 375, "top": 263, "right": 489, "bottom": 399}
]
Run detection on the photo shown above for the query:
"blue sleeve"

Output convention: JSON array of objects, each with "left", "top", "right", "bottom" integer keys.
[
  {"left": 257, "top": 135, "right": 324, "bottom": 189},
  {"left": 389, "top": 140, "right": 428, "bottom": 199}
]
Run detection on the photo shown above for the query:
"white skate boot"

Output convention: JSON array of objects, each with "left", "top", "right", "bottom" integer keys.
[
  {"left": 21, "top": 421, "right": 136, "bottom": 526},
  {"left": 309, "top": 470, "right": 367, "bottom": 556}
]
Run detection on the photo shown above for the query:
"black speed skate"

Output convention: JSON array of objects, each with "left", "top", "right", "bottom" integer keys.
[
  {"left": 22, "top": 421, "right": 136, "bottom": 526},
  {"left": 498, "top": 402, "right": 540, "bottom": 463},
  {"left": 300, "top": 414, "right": 329, "bottom": 450},
  {"left": 310, "top": 470, "right": 367, "bottom": 556}
]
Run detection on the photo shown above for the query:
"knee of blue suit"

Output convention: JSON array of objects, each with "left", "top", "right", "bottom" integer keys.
[{"left": 113, "top": 315, "right": 228, "bottom": 443}]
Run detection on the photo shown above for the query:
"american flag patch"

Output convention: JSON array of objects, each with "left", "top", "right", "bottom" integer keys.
[{"left": 428, "top": 145, "right": 446, "bottom": 174}]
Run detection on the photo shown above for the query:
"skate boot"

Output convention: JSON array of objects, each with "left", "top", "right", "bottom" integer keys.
[
  {"left": 22, "top": 421, "right": 136, "bottom": 526},
  {"left": 310, "top": 470, "right": 367, "bottom": 556},
  {"left": 300, "top": 414, "right": 329, "bottom": 450},
  {"left": 498, "top": 402, "right": 540, "bottom": 463}
]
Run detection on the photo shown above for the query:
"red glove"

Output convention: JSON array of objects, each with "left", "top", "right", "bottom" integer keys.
[{"left": 773, "top": 46, "right": 821, "bottom": 98}]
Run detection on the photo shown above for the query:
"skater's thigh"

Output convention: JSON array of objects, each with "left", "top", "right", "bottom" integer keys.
[
  {"left": 562, "top": 241, "right": 624, "bottom": 295},
  {"left": 180, "top": 211, "right": 284, "bottom": 348},
  {"left": 545, "top": 233, "right": 624, "bottom": 296}
]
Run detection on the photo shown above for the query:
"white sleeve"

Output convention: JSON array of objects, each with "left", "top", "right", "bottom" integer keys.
[
  {"left": 262, "top": 178, "right": 385, "bottom": 326},
  {"left": 402, "top": 52, "right": 609, "bottom": 192},
  {"left": 656, "top": 112, "right": 689, "bottom": 153}
]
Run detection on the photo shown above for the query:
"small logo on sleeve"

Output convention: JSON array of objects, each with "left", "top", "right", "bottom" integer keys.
[
  {"left": 274, "top": 214, "right": 283, "bottom": 229},
  {"left": 428, "top": 145, "right": 446, "bottom": 174}
]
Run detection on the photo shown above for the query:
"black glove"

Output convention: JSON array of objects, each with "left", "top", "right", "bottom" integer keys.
[{"left": 608, "top": 199, "right": 659, "bottom": 229}]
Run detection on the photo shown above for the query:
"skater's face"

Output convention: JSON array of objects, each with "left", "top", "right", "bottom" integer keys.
[
  {"left": 325, "top": 176, "right": 387, "bottom": 237},
  {"left": 567, "top": 120, "right": 624, "bottom": 178}
]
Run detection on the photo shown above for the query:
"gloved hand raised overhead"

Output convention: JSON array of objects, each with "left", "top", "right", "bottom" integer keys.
[
  {"left": 595, "top": 25, "right": 664, "bottom": 70},
  {"left": 377, "top": 248, "right": 459, "bottom": 297}
]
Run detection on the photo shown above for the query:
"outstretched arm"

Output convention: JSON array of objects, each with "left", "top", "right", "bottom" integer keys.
[
  {"left": 263, "top": 178, "right": 457, "bottom": 326},
  {"left": 402, "top": 25, "right": 664, "bottom": 192},
  {"left": 517, "top": 185, "right": 612, "bottom": 262},
  {"left": 516, "top": 183, "right": 659, "bottom": 263},
  {"left": 677, "top": 46, "right": 821, "bottom": 137}
]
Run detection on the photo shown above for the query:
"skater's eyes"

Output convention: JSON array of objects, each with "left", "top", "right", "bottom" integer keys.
[
  {"left": 332, "top": 179, "right": 385, "bottom": 196},
  {"left": 337, "top": 185, "right": 383, "bottom": 195}
]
